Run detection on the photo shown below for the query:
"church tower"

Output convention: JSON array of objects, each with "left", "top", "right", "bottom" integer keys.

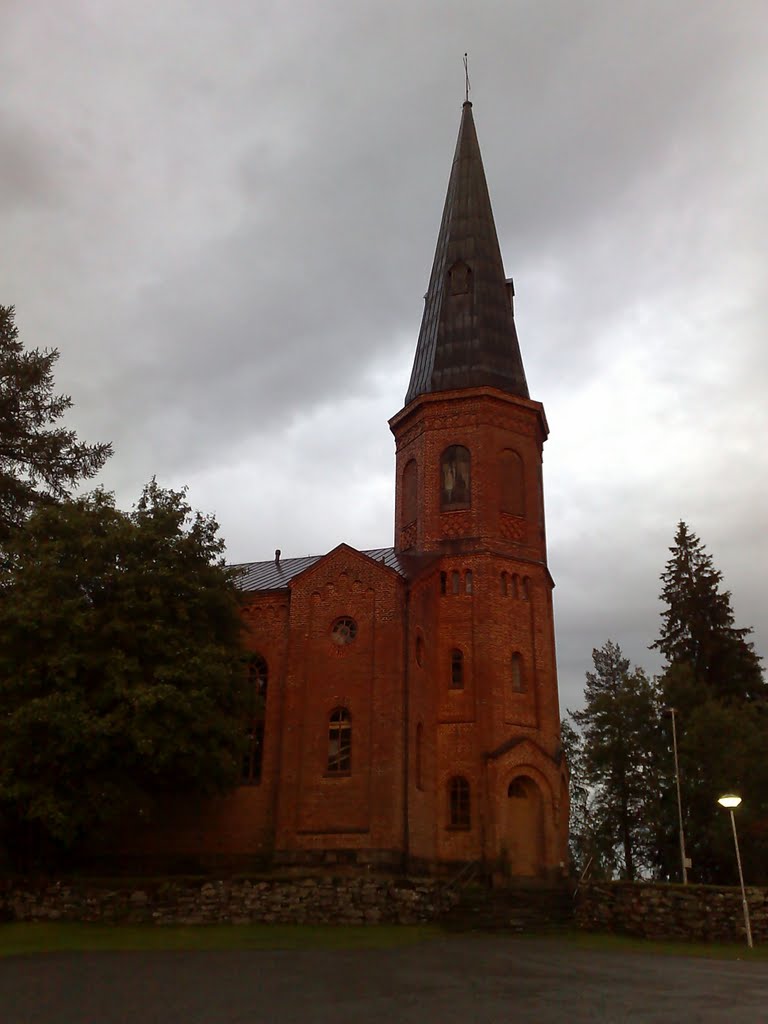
[{"left": 391, "top": 101, "right": 568, "bottom": 878}]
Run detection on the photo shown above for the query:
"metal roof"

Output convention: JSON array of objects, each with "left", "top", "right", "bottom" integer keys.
[
  {"left": 405, "top": 102, "right": 529, "bottom": 406},
  {"left": 231, "top": 546, "right": 411, "bottom": 592}
]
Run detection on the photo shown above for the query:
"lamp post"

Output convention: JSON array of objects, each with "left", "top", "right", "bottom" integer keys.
[
  {"left": 664, "top": 707, "right": 688, "bottom": 884},
  {"left": 717, "top": 795, "right": 753, "bottom": 949}
]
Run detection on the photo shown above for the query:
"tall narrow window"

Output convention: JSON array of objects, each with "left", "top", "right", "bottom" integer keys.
[
  {"left": 402, "top": 459, "right": 418, "bottom": 526},
  {"left": 451, "top": 570, "right": 460, "bottom": 594},
  {"left": 327, "top": 708, "right": 352, "bottom": 773},
  {"left": 512, "top": 574, "right": 520, "bottom": 599},
  {"left": 450, "top": 649, "right": 464, "bottom": 689},
  {"left": 440, "top": 445, "right": 471, "bottom": 510},
  {"left": 440, "top": 571, "right": 447, "bottom": 595},
  {"left": 465, "top": 570, "right": 473, "bottom": 594},
  {"left": 522, "top": 577, "right": 530, "bottom": 601},
  {"left": 242, "top": 654, "right": 268, "bottom": 783},
  {"left": 501, "top": 572, "right": 508, "bottom": 596},
  {"left": 500, "top": 449, "right": 525, "bottom": 517},
  {"left": 449, "top": 776, "right": 471, "bottom": 828},
  {"left": 416, "top": 723, "right": 424, "bottom": 790},
  {"left": 511, "top": 652, "right": 524, "bottom": 692}
]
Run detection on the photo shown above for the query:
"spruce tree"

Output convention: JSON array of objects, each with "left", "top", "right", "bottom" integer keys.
[
  {"left": 652, "top": 521, "right": 764, "bottom": 703},
  {"left": 571, "top": 641, "right": 662, "bottom": 880},
  {"left": 0, "top": 305, "right": 111, "bottom": 540}
]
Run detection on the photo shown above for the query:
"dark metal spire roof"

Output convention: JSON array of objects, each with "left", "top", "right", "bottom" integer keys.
[{"left": 404, "top": 102, "right": 529, "bottom": 405}]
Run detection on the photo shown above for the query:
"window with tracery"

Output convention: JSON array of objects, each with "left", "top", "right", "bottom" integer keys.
[
  {"left": 449, "top": 776, "right": 471, "bottom": 828},
  {"left": 327, "top": 708, "right": 352, "bottom": 773},
  {"left": 440, "top": 445, "right": 471, "bottom": 510},
  {"left": 332, "top": 617, "right": 357, "bottom": 645}
]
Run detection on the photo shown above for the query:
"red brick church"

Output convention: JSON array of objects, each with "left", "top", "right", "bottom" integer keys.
[{"left": 127, "top": 101, "right": 569, "bottom": 878}]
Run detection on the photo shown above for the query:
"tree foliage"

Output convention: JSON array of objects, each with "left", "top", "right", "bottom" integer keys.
[
  {"left": 0, "top": 481, "right": 245, "bottom": 868},
  {"left": 570, "top": 641, "right": 664, "bottom": 880},
  {"left": 0, "top": 305, "right": 111, "bottom": 542},
  {"left": 647, "top": 522, "right": 768, "bottom": 883},
  {"left": 652, "top": 521, "right": 764, "bottom": 703}
]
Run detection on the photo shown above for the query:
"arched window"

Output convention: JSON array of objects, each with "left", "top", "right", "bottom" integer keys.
[
  {"left": 440, "top": 571, "right": 447, "bottom": 595},
  {"left": 327, "top": 708, "right": 351, "bottom": 773},
  {"left": 242, "top": 654, "right": 268, "bottom": 783},
  {"left": 464, "top": 570, "right": 473, "bottom": 594},
  {"left": 451, "top": 649, "right": 464, "bottom": 689},
  {"left": 522, "top": 577, "right": 530, "bottom": 601},
  {"left": 440, "top": 445, "right": 471, "bottom": 510},
  {"left": 451, "top": 570, "right": 460, "bottom": 594},
  {"left": 500, "top": 449, "right": 525, "bottom": 517},
  {"left": 402, "top": 459, "right": 418, "bottom": 526},
  {"left": 449, "top": 776, "right": 471, "bottom": 828},
  {"left": 511, "top": 652, "right": 524, "bottom": 692},
  {"left": 416, "top": 723, "right": 424, "bottom": 790},
  {"left": 512, "top": 574, "right": 520, "bottom": 599}
]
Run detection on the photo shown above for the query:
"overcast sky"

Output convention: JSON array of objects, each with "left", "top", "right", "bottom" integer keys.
[{"left": 3, "top": 1, "right": 767, "bottom": 710}]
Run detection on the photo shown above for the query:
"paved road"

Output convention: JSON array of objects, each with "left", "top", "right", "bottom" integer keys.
[{"left": 3, "top": 937, "right": 767, "bottom": 1023}]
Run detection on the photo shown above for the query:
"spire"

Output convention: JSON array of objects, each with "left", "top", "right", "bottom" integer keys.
[{"left": 405, "top": 102, "right": 529, "bottom": 405}]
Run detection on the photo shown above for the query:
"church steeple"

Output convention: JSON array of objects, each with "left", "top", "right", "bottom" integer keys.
[{"left": 405, "top": 102, "right": 529, "bottom": 405}]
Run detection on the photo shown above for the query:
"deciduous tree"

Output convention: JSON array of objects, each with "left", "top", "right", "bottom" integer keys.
[{"left": 0, "top": 481, "right": 245, "bottom": 868}]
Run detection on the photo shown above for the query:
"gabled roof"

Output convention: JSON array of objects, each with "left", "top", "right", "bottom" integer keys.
[
  {"left": 404, "top": 102, "right": 529, "bottom": 406},
  {"left": 231, "top": 546, "right": 410, "bottom": 592}
]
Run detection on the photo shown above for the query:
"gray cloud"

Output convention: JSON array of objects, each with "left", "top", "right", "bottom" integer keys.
[{"left": 3, "top": 0, "right": 767, "bottom": 709}]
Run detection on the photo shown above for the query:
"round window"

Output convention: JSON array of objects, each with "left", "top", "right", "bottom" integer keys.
[{"left": 332, "top": 617, "right": 357, "bottom": 645}]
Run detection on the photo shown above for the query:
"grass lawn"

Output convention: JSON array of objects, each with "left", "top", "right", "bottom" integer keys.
[
  {"left": 0, "top": 922, "right": 443, "bottom": 957},
  {"left": 1, "top": 923, "right": 764, "bottom": 960}
]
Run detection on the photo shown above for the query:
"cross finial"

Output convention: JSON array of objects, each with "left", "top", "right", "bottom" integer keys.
[{"left": 463, "top": 53, "right": 470, "bottom": 103}]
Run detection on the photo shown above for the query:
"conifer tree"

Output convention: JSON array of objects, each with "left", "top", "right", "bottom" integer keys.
[
  {"left": 652, "top": 521, "right": 764, "bottom": 703},
  {"left": 0, "top": 305, "right": 111, "bottom": 540},
  {"left": 571, "top": 641, "right": 663, "bottom": 880}
]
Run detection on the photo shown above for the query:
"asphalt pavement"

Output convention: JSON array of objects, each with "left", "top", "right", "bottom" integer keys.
[{"left": 3, "top": 936, "right": 767, "bottom": 1023}]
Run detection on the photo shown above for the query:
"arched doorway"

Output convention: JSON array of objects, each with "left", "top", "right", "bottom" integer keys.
[{"left": 504, "top": 775, "right": 544, "bottom": 877}]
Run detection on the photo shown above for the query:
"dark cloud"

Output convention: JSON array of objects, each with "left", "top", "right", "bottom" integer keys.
[{"left": 3, "top": 1, "right": 767, "bottom": 708}]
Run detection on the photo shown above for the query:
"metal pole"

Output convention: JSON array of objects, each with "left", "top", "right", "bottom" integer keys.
[
  {"left": 669, "top": 708, "right": 688, "bottom": 884},
  {"left": 729, "top": 808, "right": 754, "bottom": 949}
]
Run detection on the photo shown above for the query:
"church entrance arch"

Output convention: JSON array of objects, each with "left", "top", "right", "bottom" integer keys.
[{"left": 503, "top": 775, "right": 544, "bottom": 877}]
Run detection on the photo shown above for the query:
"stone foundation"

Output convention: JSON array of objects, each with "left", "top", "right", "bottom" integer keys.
[
  {"left": 0, "top": 876, "right": 458, "bottom": 926},
  {"left": 576, "top": 881, "right": 767, "bottom": 944}
]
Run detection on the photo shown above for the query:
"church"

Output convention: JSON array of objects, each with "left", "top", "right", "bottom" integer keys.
[{"left": 125, "top": 100, "right": 569, "bottom": 879}]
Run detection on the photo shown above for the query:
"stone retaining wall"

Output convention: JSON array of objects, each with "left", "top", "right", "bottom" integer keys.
[
  {"left": 576, "top": 881, "right": 767, "bottom": 944},
  {"left": 0, "top": 876, "right": 458, "bottom": 926}
]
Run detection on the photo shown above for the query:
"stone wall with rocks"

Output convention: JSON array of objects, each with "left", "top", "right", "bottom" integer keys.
[
  {"left": 0, "top": 876, "right": 458, "bottom": 926},
  {"left": 576, "top": 881, "right": 767, "bottom": 944}
]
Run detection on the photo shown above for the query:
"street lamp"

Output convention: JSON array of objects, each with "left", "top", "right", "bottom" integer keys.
[
  {"left": 663, "top": 707, "right": 689, "bottom": 884},
  {"left": 717, "top": 794, "right": 753, "bottom": 949}
]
